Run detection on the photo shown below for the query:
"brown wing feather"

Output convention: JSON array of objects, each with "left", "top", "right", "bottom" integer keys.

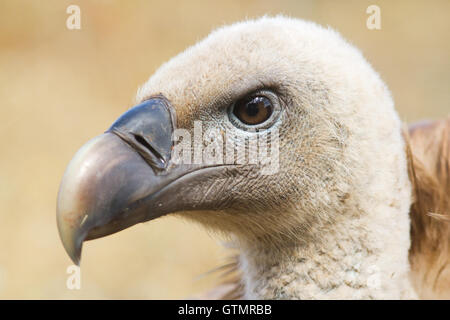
[{"left": 406, "top": 117, "right": 450, "bottom": 299}]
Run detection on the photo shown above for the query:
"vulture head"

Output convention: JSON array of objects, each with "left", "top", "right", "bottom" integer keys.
[{"left": 57, "top": 17, "right": 450, "bottom": 299}]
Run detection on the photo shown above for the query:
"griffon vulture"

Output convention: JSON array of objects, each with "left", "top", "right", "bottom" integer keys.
[{"left": 56, "top": 17, "right": 450, "bottom": 299}]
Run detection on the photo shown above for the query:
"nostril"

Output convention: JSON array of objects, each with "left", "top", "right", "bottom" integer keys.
[
  {"left": 133, "top": 134, "right": 151, "bottom": 150},
  {"left": 133, "top": 134, "right": 165, "bottom": 165}
]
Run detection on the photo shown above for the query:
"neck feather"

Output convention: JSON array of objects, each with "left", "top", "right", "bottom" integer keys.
[{"left": 238, "top": 206, "right": 417, "bottom": 299}]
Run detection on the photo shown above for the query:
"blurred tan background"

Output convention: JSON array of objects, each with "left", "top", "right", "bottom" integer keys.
[{"left": 0, "top": 0, "right": 448, "bottom": 299}]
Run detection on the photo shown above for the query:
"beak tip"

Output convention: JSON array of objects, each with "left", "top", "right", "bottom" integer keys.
[
  {"left": 67, "top": 243, "right": 82, "bottom": 266},
  {"left": 71, "top": 256, "right": 81, "bottom": 267},
  {"left": 57, "top": 213, "right": 84, "bottom": 267},
  {"left": 60, "top": 230, "right": 83, "bottom": 266},
  {"left": 57, "top": 128, "right": 171, "bottom": 266}
]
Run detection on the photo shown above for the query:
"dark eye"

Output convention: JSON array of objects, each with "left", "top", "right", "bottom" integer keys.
[
  {"left": 232, "top": 96, "right": 273, "bottom": 125},
  {"left": 227, "top": 90, "right": 281, "bottom": 130}
]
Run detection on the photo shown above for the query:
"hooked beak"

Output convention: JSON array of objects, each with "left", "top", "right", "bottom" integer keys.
[{"left": 57, "top": 96, "right": 202, "bottom": 265}]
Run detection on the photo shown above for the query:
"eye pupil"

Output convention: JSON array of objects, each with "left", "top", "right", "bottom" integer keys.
[
  {"left": 246, "top": 101, "right": 260, "bottom": 117},
  {"left": 233, "top": 96, "right": 273, "bottom": 125}
]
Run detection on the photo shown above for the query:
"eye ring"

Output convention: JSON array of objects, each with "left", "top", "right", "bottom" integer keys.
[{"left": 227, "top": 90, "right": 281, "bottom": 131}]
